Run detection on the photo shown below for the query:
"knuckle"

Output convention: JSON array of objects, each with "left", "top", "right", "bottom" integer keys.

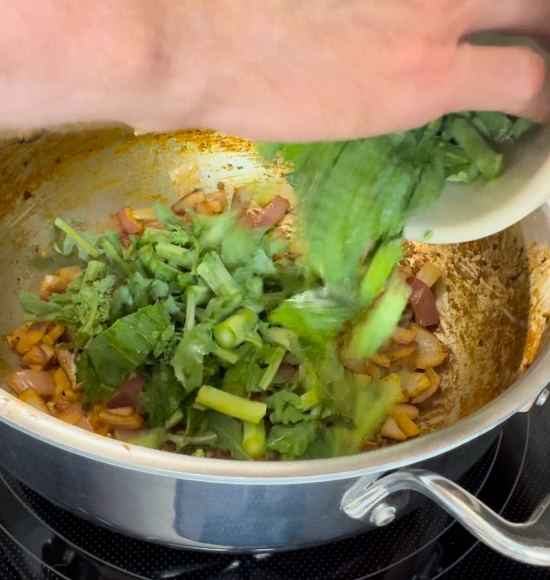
[{"left": 513, "top": 47, "right": 547, "bottom": 108}]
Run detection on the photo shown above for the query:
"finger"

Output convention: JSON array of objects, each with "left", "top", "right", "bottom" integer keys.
[
  {"left": 444, "top": 43, "right": 550, "bottom": 121},
  {"left": 471, "top": 0, "right": 550, "bottom": 35}
]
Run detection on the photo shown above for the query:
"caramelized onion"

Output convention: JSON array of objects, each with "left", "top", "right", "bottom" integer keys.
[
  {"left": 106, "top": 373, "right": 146, "bottom": 409},
  {"left": 6, "top": 370, "right": 56, "bottom": 395},
  {"left": 380, "top": 417, "right": 406, "bottom": 441},
  {"left": 117, "top": 207, "right": 143, "bottom": 235},
  {"left": 415, "top": 261, "right": 443, "bottom": 288},
  {"left": 172, "top": 189, "right": 207, "bottom": 216},
  {"left": 58, "top": 403, "right": 85, "bottom": 425},
  {"left": 55, "top": 349, "right": 76, "bottom": 387},
  {"left": 411, "top": 383, "right": 438, "bottom": 404},
  {"left": 241, "top": 196, "right": 290, "bottom": 229},
  {"left": 19, "top": 387, "right": 52, "bottom": 415},
  {"left": 39, "top": 275, "right": 67, "bottom": 300},
  {"left": 391, "top": 326, "right": 416, "bottom": 345},
  {"left": 411, "top": 324, "right": 447, "bottom": 369},
  {"left": 406, "top": 276, "right": 440, "bottom": 327}
]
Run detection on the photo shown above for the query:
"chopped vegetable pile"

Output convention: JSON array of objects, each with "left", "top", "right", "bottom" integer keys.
[
  {"left": 5, "top": 111, "right": 534, "bottom": 460},
  {"left": 258, "top": 112, "right": 533, "bottom": 359}
]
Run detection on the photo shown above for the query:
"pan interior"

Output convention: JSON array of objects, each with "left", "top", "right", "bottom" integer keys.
[{"left": 0, "top": 127, "right": 548, "bottom": 445}]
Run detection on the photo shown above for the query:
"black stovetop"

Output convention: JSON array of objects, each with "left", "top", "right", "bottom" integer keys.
[{"left": 0, "top": 398, "right": 550, "bottom": 580}]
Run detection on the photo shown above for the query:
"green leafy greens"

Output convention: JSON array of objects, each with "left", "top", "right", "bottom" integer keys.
[{"left": 18, "top": 110, "right": 533, "bottom": 461}]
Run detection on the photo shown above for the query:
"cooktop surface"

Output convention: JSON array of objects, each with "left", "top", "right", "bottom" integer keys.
[{"left": 0, "top": 398, "right": 549, "bottom": 580}]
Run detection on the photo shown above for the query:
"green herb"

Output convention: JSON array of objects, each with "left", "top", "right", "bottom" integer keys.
[
  {"left": 171, "top": 324, "right": 214, "bottom": 393},
  {"left": 77, "top": 302, "right": 172, "bottom": 403},
  {"left": 139, "top": 363, "right": 187, "bottom": 427},
  {"left": 204, "top": 411, "right": 254, "bottom": 461},
  {"left": 267, "top": 421, "right": 319, "bottom": 460}
]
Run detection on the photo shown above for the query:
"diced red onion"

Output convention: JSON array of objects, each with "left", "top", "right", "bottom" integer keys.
[
  {"left": 6, "top": 370, "right": 56, "bottom": 395},
  {"left": 106, "top": 374, "right": 146, "bottom": 409},
  {"left": 406, "top": 276, "right": 440, "bottom": 327}
]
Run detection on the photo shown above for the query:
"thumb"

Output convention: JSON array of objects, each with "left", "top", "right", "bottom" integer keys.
[{"left": 445, "top": 43, "right": 550, "bottom": 121}]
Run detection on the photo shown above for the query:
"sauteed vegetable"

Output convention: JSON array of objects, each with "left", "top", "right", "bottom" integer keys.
[
  {"left": 5, "top": 112, "right": 533, "bottom": 460},
  {"left": 6, "top": 199, "right": 445, "bottom": 459}
]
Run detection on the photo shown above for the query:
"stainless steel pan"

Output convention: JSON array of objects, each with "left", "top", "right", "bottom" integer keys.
[{"left": 0, "top": 128, "right": 549, "bottom": 561}]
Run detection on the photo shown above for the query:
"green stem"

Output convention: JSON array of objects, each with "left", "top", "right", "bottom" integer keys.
[
  {"left": 243, "top": 420, "right": 266, "bottom": 459},
  {"left": 155, "top": 243, "right": 194, "bottom": 269},
  {"left": 54, "top": 218, "right": 99, "bottom": 258},
  {"left": 103, "top": 239, "right": 133, "bottom": 275},
  {"left": 197, "top": 252, "right": 241, "bottom": 297},
  {"left": 445, "top": 118, "right": 504, "bottom": 180},
  {"left": 360, "top": 239, "right": 402, "bottom": 307},
  {"left": 348, "top": 278, "right": 410, "bottom": 358},
  {"left": 300, "top": 389, "right": 319, "bottom": 410},
  {"left": 213, "top": 307, "right": 258, "bottom": 349},
  {"left": 212, "top": 346, "right": 240, "bottom": 365},
  {"left": 259, "top": 347, "right": 285, "bottom": 391},
  {"left": 195, "top": 386, "right": 267, "bottom": 424}
]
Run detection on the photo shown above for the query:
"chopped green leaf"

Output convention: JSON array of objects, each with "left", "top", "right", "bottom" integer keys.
[{"left": 77, "top": 302, "right": 172, "bottom": 403}]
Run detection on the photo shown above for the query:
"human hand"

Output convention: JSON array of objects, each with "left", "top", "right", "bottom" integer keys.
[
  {"left": 1, "top": 0, "right": 549, "bottom": 142},
  {"left": 172, "top": 0, "right": 550, "bottom": 141}
]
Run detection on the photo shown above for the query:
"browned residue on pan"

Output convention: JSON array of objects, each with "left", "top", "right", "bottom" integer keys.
[{"left": 404, "top": 232, "right": 550, "bottom": 432}]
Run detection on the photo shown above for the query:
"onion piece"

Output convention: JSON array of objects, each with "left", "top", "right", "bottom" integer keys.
[
  {"left": 381, "top": 417, "right": 407, "bottom": 441},
  {"left": 132, "top": 207, "right": 157, "bottom": 221},
  {"left": 391, "top": 326, "right": 416, "bottom": 345},
  {"left": 106, "top": 373, "right": 146, "bottom": 409},
  {"left": 58, "top": 403, "right": 85, "bottom": 425},
  {"left": 6, "top": 370, "right": 56, "bottom": 395},
  {"left": 117, "top": 207, "right": 143, "bottom": 235},
  {"left": 98, "top": 409, "right": 144, "bottom": 429},
  {"left": 169, "top": 161, "right": 201, "bottom": 196},
  {"left": 411, "top": 324, "right": 447, "bottom": 369},
  {"left": 19, "top": 387, "right": 52, "bottom": 415},
  {"left": 390, "top": 354, "right": 418, "bottom": 374},
  {"left": 57, "top": 266, "right": 83, "bottom": 284},
  {"left": 391, "top": 403, "right": 420, "bottom": 420},
  {"left": 12, "top": 322, "right": 50, "bottom": 354},
  {"left": 425, "top": 366, "right": 441, "bottom": 389},
  {"left": 407, "top": 277, "right": 440, "bottom": 327},
  {"left": 400, "top": 372, "right": 431, "bottom": 398},
  {"left": 370, "top": 354, "right": 391, "bottom": 368},
  {"left": 39, "top": 275, "right": 68, "bottom": 300},
  {"left": 394, "top": 414, "right": 420, "bottom": 437},
  {"left": 416, "top": 261, "right": 443, "bottom": 288},
  {"left": 56, "top": 348, "right": 77, "bottom": 387},
  {"left": 172, "top": 189, "right": 207, "bottom": 216},
  {"left": 384, "top": 343, "right": 418, "bottom": 362},
  {"left": 76, "top": 416, "right": 95, "bottom": 432},
  {"left": 411, "top": 383, "right": 439, "bottom": 404},
  {"left": 241, "top": 196, "right": 290, "bottom": 229}
]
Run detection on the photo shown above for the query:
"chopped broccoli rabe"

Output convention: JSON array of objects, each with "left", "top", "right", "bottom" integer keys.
[{"left": 17, "top": 110, "right": 533, "bottom": 461}]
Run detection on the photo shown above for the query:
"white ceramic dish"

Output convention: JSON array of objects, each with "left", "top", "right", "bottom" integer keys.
[{"left": 404, "top": 123, "right": 550, "bottom": 244}]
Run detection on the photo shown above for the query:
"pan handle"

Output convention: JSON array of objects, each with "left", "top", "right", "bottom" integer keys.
[{"left": 342, "top": 469, "right": 550, "bottom": 566}]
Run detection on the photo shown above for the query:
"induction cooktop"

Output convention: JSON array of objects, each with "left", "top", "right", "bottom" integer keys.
[{"left": 0, "top": 396, "right": 549, "bottom": 580}]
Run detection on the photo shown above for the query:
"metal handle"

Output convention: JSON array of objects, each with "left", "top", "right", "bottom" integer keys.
[{"left": 342, "top": 468, "right": 550, "bottom": 567}]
